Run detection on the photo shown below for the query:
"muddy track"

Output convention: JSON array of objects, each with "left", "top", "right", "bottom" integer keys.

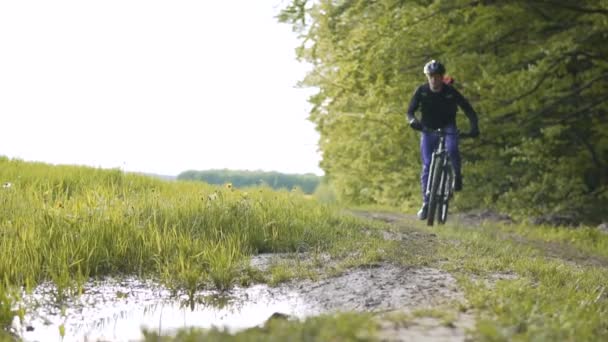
[
  {"left": 281, "top": 209, "right": 606, "bottom": 341},
  {"left": 256, "top": 210, "right": 477, "bottom": 342},
  {"left": 356, "top": 209, "right": 608, "bottom": 268},
  {"left": 292, "top": 264, "right": 475, "bottom": 342},
  {"left": 347, "top": 210, "right": 475, "bottom": 341}
]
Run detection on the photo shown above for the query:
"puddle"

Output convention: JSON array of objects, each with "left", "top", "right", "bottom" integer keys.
[
  {"left": 12, "top": 277, "right": 320, "bottom": 342},
  {"left": 10, "top": 255, "right": 469, "bottom": 341}
]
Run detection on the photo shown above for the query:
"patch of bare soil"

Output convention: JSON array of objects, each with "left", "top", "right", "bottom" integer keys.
[
  {"left": 291, "top": 263, "right": 475, "bottom": 342},
  {"left": 251, "top": 255, "right": 475, "bottom": 341},
  {"left": 344, "top": 208, "right": 608, "bottom": 340},
  {"left": 376, "top": 313, "right": 475, "bottom": 342},
  {"left": 257, "top": 208, "right": 601, "bottom": 340},
  {"left": 293, "top": 264, "right": 462, "bottom": 312},
  {"left": 346, "top": 211, "right": 478, "bottom": 340},
  {"left": 347, "top": 208, "right": 513, "bottom": 227},
  {"left": 355, "top": 210, "right": 413, "bottom": 225},
  {"left": 252, "top": 209, "right": 477, "bottom": 341},
  {"left": 452, "top": 210, "right": 514, "bottom": 226}
]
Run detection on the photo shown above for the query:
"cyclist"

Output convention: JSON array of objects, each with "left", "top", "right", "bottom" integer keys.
[{"left": 406, "top": 60, "right": 480, "bottom": 220}]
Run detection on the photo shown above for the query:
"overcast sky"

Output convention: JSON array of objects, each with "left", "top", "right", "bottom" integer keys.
[{"left": 0, "top": 1, "right": 322, "bottom": 176}]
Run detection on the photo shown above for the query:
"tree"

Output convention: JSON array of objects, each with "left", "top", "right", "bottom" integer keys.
[{"left": 280, "top": 0, "right": 608, "bottom": 221}]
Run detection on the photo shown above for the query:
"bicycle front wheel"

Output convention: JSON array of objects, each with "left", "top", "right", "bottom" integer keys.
[
  {"left": 438, "top": 167, "right": 452, "bottom": 224},
  {"left": 426, "top": 154, "right": 443, "bottom": 226}
]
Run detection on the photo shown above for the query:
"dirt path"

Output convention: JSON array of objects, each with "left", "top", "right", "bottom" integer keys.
[
  {"left": 359, "top": 209, "right": 608, "bottom": 268},
  {"left": 346, "top": 210, "right": 475, "bottom": 341},
  {"left": 281, "top": 209, "right": 606, "bottom": 341},
  {"left": 295, "top": 264, "right": 475, "bottom": 341},
  {"left": 252, "top": 210, "right": 477, "bottom": 341}
]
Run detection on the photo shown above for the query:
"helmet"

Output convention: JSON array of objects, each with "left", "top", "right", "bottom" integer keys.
[{"left": 423, "top": 60, "right": 445, "bottom": 75}]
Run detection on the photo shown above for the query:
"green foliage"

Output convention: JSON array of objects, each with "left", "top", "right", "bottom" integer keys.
[
  {"left": 0, "top": 158, "right": 390, "bottom": 336},
  {"left": 312, "top": 178, "right": 338, "bottom": 204},
  {"left": 279, "top": 0, "right": 608, "bottom": 221},
  {"left": 0, "top": 158, "right": 336, "bottom": 291},
  {"left": 177, "top": 169, "right": 322, "bottom": 194},
  {"left": 0, "top": 289, "right": 16, "bottom": 334}
]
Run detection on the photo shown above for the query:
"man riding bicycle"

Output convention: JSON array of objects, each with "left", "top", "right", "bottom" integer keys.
[{"left": 406, "top": 60, "right": 480, "bottom": 220}]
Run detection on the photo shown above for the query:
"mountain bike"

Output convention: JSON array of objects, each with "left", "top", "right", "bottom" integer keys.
[{"left": 425, "top": 128, "right": 469, "bottom": 226}]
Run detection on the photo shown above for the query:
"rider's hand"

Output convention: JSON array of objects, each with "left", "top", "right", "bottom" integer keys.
[{"left": 409, "top": 118, "right": 423, "bottom": 131}]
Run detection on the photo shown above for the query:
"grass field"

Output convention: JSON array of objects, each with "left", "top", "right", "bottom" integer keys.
[
  {"left": 0, "top": 157, "right": 394, "bottom": 339},
  {"left": 140, "top": 217, "right": 608, "bottom": 342},
  {"left": 1, "top": 156, "right": 607, "bottom": 341}
]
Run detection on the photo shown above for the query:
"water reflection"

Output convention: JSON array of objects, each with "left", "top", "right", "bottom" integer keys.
[{"left": 13, "top": 278, "right": 319, "bottom": 342}]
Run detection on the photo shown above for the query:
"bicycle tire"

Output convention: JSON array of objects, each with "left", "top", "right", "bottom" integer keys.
[
  {"left": 438, "top": 191, "right": 449, "bottom": 224},
  {"left": 437, "top": 168, "right": 448, "bottom": 224},
  {"left": 426, "top": 153, "right": 443, "bottom": 226},
  {"left": 438, "top": 166, "right": 452, "bottom": 224}
]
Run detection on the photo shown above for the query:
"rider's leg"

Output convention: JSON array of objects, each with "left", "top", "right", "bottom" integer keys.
[{"left": 444, "top": 125, "right": 462, "bottom": 191}]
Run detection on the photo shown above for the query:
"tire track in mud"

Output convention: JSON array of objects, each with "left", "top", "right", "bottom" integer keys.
[
  {"left": 340, "top": 209, "right": 608, "bottom": 341},
  {"left": 349, "top": 209, "right": 608, "bottom": 341},
  {"left": 450, "top": 210, "right": 608, "bottom": 268},
  {"left": 345, "top": 210, "right": 475, "bottom": 341},
  {"left": 254, "top": 210, "right": 476, "bottom": 341},
  {"left": 366, "top": 209, "right": 608, "bottom": 269}
]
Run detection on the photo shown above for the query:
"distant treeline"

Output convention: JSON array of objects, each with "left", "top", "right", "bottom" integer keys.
[{"left": 177, "top": 169, "right": 322, "bottom": 194}]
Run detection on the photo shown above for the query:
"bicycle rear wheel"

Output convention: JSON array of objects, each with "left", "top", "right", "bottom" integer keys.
[{"left": 426, "top": 154, "right": 443, "bottom": 226}]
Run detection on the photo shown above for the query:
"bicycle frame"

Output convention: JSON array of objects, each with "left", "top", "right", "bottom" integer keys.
[{"left": 425, "top": 128, "right": 455, "bottom": 226}]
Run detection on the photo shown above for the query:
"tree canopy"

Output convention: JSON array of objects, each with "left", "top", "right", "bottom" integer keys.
[{"left": 279, "top": 0, "right": 608, "bottom": 222}]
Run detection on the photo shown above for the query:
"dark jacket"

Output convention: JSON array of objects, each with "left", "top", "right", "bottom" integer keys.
[{"left": 406, "top": 83, "right": 478, "bottom": 130}]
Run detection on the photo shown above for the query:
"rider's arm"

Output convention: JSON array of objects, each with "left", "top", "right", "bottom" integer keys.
[
  {"left": 452, "top": 88, "right": 479, "bottom": 130},
  {"left": 406, "top": 86, "right": 422, "bottom": 123}
]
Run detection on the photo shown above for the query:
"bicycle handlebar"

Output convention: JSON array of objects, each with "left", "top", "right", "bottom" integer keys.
[{"left": 421, "top": 127, "right": 472, "bottom": 139}]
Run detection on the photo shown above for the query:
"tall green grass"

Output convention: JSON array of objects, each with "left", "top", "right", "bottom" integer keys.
[
  {"left": 422, "top": 220, "right": 608, "bottom": 341},
  {"left": 142, "top": 312, "right": 377, "bottom": 342},
  {"left": 0, "top": 157, "right": 383, "bottom": 333}
]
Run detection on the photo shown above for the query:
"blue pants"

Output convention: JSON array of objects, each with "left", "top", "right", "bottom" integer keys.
[{"left": 420, "top": 125, "right": 461, "bottom": 204}]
